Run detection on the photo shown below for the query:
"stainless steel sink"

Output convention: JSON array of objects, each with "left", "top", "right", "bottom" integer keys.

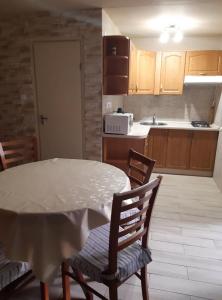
[{"left": 140, "top": 121, "right": 167, "bottom": 126}]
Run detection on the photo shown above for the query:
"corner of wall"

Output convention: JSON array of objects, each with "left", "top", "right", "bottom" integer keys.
[
  {"left": 102, "top": 9, "right": 121, "bottom": 36},
  {"left": 102, "top": 9, "right": 124, "bottom": 116}
]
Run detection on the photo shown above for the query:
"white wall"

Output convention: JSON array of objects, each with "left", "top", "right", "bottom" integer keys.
[
  {"left": 102, "top": 10, "right": 121, "bottom": 36},
  {"left": 132, "top": 36, "right": 222, "bottom": 51},
  {"left": 214, "top": 89, "right": 222, "bottom": 192},
  {"left": 102, "top": 10, "right": 124, "bottom": 114},
  {"left": 214, "top": 86, "right": 222, "bottom": 126}
]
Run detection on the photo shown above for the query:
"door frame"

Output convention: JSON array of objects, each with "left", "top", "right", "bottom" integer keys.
[{"left": 31, "top": 38, "right": 85, "bottom": 160}]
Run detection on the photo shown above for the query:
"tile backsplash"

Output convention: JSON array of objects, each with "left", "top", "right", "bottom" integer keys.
[{"left": 124, "top": 85, "right": 217, "bottom": 122}]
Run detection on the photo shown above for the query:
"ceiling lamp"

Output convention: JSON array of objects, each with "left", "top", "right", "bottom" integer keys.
[{"left": 159, "top": 25, "right": 183, "bottom": 44}]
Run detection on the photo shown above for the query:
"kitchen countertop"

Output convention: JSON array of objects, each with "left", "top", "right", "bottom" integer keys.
[{"left": 102, "top": 121, "right": 220, "bottom": 139}]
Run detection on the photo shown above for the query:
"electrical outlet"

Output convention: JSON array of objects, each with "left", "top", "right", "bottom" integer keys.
[{"left": 106, "top": 102, "right": 112, "bottom": 113}]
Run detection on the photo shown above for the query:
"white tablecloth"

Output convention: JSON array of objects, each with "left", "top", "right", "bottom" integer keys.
[{"left": 0, "top": 158, "right": 130, "bottom": 282}]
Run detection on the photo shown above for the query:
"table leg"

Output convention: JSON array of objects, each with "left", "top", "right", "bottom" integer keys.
[
  {"left": 62, "top": 263, "right": 71, "bottom": 300},
  {"left": 40, "top": 282, "right": 49, "bottom": 300}
]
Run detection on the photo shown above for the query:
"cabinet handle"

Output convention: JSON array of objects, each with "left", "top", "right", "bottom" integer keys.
[
  {"left": 160, "top": 83, "right": 163, "bottom": 92},
  {"left": 135, "top": 85, "right": 138, "bottom": 93},
  {"left": 199, "top": 72, "right": 207, "bottom": 76}
]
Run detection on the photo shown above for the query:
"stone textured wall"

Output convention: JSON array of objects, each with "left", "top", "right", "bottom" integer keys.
[{"left": 0, "top": 9, "right": 102, "bottom": 161}]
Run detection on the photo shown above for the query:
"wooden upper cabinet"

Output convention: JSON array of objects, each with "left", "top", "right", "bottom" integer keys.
[
  {"left": 220, "top": 52, "right": 222, "bottom": 74},
  {"left": 166, "top": 130, "right": 192, "bottom": 169},
  {"left": 129, "top": 49, "right": 156, "bottom": 94},
  {"left": 185, "top": 51, "right": 222, "bottom": 75},
  {"left": 190, "top": 131, "right": 218, "bottom": 171},
  {"left": 103, "top": 36, "right": 130, "bottom": 95},
  {"left": 136, "top": 50, "right": 156, "bottom": 94},
  {"left": 158, "top": 52, "right": 186, "bottom": 95},
  {"left": 129, "top": 42, "right": 137, "bottom": 94}
]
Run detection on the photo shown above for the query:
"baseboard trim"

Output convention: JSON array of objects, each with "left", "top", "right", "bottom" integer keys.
[{"left": 153, "top": 168, "right": 213, "bottom": 177}]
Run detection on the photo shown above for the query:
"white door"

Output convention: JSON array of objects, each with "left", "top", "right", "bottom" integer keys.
[{"left": 33, "top": 41, "right": 83, "bottom": 160}]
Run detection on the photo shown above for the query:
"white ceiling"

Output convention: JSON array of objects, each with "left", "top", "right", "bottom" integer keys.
[
  {"left": 0, "top": 0, "right": 185, "bottom": 14},
  {"left": 106, "top": 1, "right": 222, "bottom": 37},
  {"left": 0, "top": 0, "right": 222, "bottom": 37}
]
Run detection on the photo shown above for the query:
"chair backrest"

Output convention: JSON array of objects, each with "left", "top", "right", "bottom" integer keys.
[
  {"left": 0, "top": 136, "right": 38, "bottom": 170},
  {"left": 127, "top": 148, "right": 156, "bottom": 188},
  {"left": 107, "top": 175, "right": 162, "bottom": 275}
]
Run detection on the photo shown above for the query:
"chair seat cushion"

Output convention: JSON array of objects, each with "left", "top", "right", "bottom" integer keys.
[
  {"left": 68, "top": 223, "right": 152, "bottom": 283},
  {"left": 0, "top": 245, "right": 30, "bottom": 291}
]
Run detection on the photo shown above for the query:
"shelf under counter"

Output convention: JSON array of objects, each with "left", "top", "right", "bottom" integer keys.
[{"left": 102, "top": 136, "right": 147, "bottom": 172}]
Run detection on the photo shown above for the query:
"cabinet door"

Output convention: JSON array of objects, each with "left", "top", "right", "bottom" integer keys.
[
  {"left": 160, "top": 52, "right": 186, "bottom": 95},
  {"left": 129, "top": 42, "right": 137, "bottom": 94},
  {"left": 166, "top": 130, "right": 192, "bottom": 169},
  {"left": 147, "top": 129, "right": 168, "bottom": 168},
  {"left": 185, "top": 51, "right": 222, "bottom": 75},
  {"left": 136, "top": 50, "right": 156, "bottom": 94},
  {"left": 220, "top": 52, "right": 222, "bottom": 74},
  {"left": 190, "top": 131, "right": 218, "bottom": 171}
]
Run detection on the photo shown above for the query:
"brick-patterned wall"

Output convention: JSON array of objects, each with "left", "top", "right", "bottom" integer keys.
[{"left": 0, "top": 9, "right": 102, "bottom": 161}]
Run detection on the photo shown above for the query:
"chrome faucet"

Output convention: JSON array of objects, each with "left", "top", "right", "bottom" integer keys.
[{"left": 152, "top": 114, "right": 157, "bottom": 125}]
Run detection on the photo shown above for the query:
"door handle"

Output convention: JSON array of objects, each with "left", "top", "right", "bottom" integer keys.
[{"left": 40, "top": 114, "right": 48, "bottom": 125}]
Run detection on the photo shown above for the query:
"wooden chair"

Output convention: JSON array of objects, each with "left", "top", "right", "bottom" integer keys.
[
  {"left": 62, "top": 176, "right": 162, "bottom": 300},
  {"left": 0, "top": 244, "right": 34, "bottom": 299},
  {"left": 0, "top": 136, "right": 38, "bottom": 170},
  {"left": 127, "top": 148, "right": 156, "bottom": 189},
  {"left": 0, "top": 137, "right": 37, "bottom": 297}
]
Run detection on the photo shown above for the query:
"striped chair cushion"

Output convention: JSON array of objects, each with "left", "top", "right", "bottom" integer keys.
[
  {"left": 121, "top": 207, "right": 140, "bottom": 225},
  {"left": 121, "top": 191, "right": 153, "bottom": 225},
  {"left": 68, "top": 223, "right": 152, "bottom": 283},
  {"left": 0, "top": 243, "right": 30, "bottom": 291}
]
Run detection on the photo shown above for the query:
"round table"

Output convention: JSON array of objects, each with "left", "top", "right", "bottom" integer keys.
[{"left": 0, "top": 158, "right": 130, "bottom": 283}]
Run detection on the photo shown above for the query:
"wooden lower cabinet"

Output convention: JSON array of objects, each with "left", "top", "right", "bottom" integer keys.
[
  {"left": 166, "top": 130, "right": 192, "bottom": 169},
  {"left": 103, "top": 137, "right": 146, "bottom": 173},
  {"left": 147, "top": 129, "right": 168, "bottom": 168},
  {"left": 190, "top": 131, "right": 218, "bottom": 171},
  {"left": 103, "top": 129, "right": 218, "bottom": 176},
  {"left": 146, "top": 129, "right": 218, "bottom": 175}
]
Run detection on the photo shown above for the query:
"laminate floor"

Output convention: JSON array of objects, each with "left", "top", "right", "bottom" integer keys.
[{"left": 10, "top": 174, "right": 222, "bottom": 300}]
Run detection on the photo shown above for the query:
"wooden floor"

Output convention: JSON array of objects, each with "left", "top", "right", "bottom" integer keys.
[{"left": 11, "top": 174, "right": 222, "bottom": 300}]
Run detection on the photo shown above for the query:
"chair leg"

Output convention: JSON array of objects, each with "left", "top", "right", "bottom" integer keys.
[
  {"left": 109, "top": 283, "right": 118, "bottom": 300},
  {"left": 74, "top": 269, "right": 93, "bottom": 300},
  {"left": 62, "top": 263, "right": 71, "bottom": 300},
  {"left": 141, "top": 266, "right": 149, "bottom": 300}
]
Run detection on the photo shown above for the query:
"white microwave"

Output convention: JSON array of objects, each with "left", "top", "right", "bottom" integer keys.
[{"left": 104, "top": 113, "right": 133, "bottom": 135}]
